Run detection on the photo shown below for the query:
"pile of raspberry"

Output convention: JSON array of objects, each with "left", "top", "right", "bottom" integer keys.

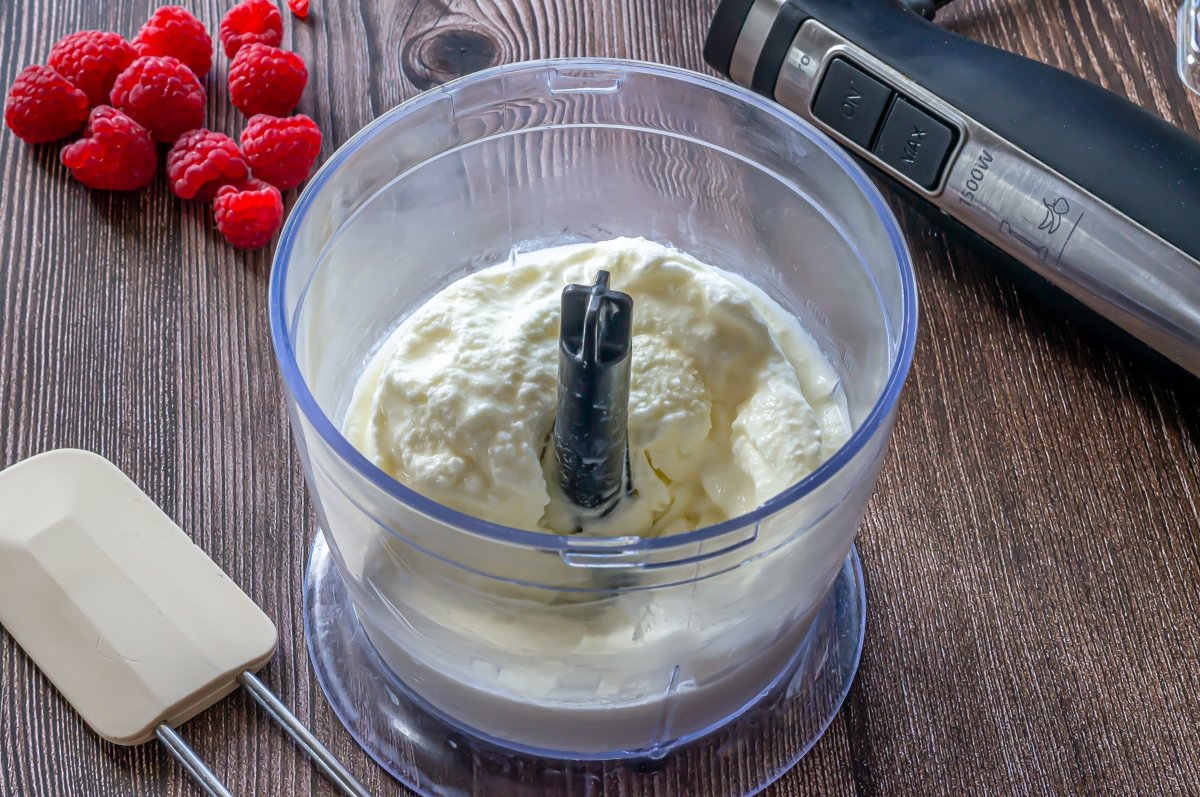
[{"left": 3, "top": 0, "right": 320, "bottom": 250}]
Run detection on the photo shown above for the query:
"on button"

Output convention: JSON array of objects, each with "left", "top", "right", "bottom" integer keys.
[{"left": 811, "top": 58, "right": 893, "bottom": 148}]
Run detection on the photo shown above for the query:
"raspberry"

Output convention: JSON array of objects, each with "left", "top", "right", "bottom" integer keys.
[
  {"left": 48, "top": 31, "right": 136, "bottom": 107},
  {"left": 240, "top": 113, "right": 321, "bottom": 190},
  {"left": 219, "top": 0, "right": 283, "bottom": 58},
  {"left": 4, "top": 65, "right": 89, "bottom": 143},
  {"left": 167, "top": 129, "right": 250, "bottom": 201},
  {"left": 213, "top": 178, "right": 284, "bottom": 249},
  {"left": 60, "top": 105, "right": 156, "bottom": 191},
  {"left": 228, "top": 44, "right": 307, "bottom": 117},
  {"left": 133, "top": 6, "right": 213, "bottom": 78},
  {"left": 286, "top": 0, "right": 310, "bottom": 19},
  {"left": 110, "top": 56, "right": 206, "bottom": 143}
]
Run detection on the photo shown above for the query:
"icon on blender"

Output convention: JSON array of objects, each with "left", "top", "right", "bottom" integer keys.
[
  {"left": 1000, "top": 219, "right": 1051, "bottom": 262},
  {"left": 1039, "top": 196, "right": 1071, "bottom": 234}
]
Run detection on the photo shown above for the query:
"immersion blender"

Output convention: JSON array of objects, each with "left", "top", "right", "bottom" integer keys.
[{"left": 705, "top": 0, "right": 1200, "bottom": 378}]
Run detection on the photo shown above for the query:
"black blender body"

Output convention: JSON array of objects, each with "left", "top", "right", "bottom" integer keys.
[{"left": 706, "top": 0, "right": 1200, "bottom": 379}]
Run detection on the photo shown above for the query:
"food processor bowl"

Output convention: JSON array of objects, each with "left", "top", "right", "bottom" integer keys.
[{"left": 270, "top": 59, "right": 916, "bottom": 796}]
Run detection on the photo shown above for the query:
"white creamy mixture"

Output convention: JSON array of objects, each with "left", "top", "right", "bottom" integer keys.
[{"left": 345, "top": 237, "right": 849, "bottom": 536}]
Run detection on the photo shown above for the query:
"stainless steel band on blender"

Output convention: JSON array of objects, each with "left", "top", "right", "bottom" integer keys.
[{"left": 707, "top": 0, "right": 1200, "bottom": 378}]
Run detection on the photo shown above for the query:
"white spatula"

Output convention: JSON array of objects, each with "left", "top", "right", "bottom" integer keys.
[{"left": 0, "top": 449, "right": 371, "bottom": 797}]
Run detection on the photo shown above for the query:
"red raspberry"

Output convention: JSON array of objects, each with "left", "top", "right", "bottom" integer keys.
[
  {"left": 167, "top": 129, "right": 250, "bottom": 201},
  {"left": 228, "top": 44, "right": 307, "bottom": 117},
  {"left": 110, "top": 56, "right": 206, "bottom": 143},
  {"left": 219, "top": 0, "right": 283, "bottom": 58},
  {"left": 4, "top": 65, "right": 89, "bottom": 143},
  {"left": 240, "top": 113, "right": 321, "bottom": 190},
  {"left": 60, "top": 105, "right": 156, "bottom": 191},
  {"left": 287, "top": 0, "right": 310, "bottom": 19},
  {"left": 48, "top": 31, "right": 136, "bottom": 107},
  {"left": 213, "top": 178, "right": 284, "bottom": 249},
  {"left": 133, "top": 6, "right": 213, "bottom": 78}
]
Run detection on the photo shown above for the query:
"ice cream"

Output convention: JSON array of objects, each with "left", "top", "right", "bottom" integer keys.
[
  {"left": 344, "top": 237, "right": 849, "bottom": 537},
  {"left": 327, "top": 237, "right": 863, "bottom": 752}
]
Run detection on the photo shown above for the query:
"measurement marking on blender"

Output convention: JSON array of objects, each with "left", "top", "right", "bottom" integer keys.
[{"left": 1056, "top": 211, "right": 1085, "bottom": 266}]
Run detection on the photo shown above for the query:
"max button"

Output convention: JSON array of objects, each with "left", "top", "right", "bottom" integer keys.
[
  {"left": 873, "top": 97, "right": 957, "bottom": 190},
  {"left": 811, "top": 58, "right": 893, "bottom": 148}
]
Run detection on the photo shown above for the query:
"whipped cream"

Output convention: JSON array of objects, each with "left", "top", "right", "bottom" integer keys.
[{"left": 344, "top": 237, "right": 848, "bottom": 536}]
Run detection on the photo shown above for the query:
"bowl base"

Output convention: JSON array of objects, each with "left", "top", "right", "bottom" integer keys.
[{"left": 303, "top": 532, "right": 866, "bottom": 797}]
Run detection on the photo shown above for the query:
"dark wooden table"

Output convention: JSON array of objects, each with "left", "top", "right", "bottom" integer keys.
[{"left": 2, "top": 1, "right": 1198, "bottom": 795}]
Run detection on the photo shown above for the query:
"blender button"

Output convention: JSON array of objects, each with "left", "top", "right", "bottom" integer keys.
[
  {"left": 811, "top": 58, "right": 893, "bottom": 148},
  {"left": 873, "top": 97, "right": 957, "bottom": 190}
]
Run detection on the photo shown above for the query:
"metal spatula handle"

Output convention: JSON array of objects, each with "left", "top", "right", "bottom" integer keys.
[{"left": 155, "top": 672, "right": 372, "bottom": 797}]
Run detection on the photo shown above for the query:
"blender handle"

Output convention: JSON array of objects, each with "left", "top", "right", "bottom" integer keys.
[{"left": 735, "top": 0, "right": 1200, "bottom": 261}]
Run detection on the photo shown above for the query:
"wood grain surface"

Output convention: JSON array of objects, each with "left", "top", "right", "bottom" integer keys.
[{"left": 1, "top": 0, "right": 1197, "bottom": 795}]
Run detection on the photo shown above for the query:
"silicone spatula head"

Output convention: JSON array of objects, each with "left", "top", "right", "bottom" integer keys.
[
  {"left": 553, "top": 270, "right": 634, "bottom": 517},
  {"left": 0, "top": 449, "right": 277, "bottom": 745}
]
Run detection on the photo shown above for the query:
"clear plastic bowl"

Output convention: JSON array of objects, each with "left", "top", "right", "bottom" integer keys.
[{"left": 270, "top": 59, "right": 916, "bottom": 760}]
